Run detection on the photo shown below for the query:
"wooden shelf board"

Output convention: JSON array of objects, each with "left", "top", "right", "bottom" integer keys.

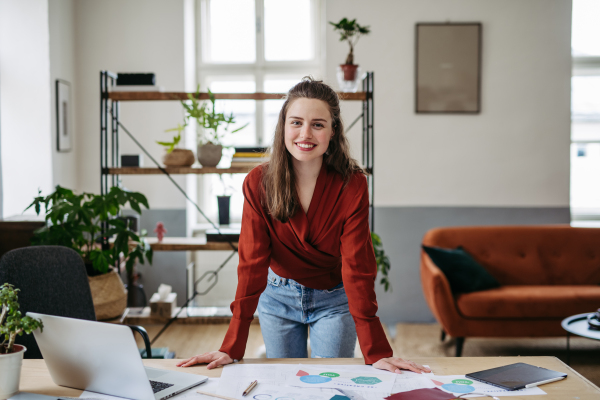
[
  {"left": 146, "top": 237, "right": 237, "bottom": 251},
  {"left": 123, "top": 306, "right": 258, "bottom": 325},
  {"left": 107, "top": 91, "right": 367, "bottom": 101},
  {"left": 107, "top": 166, "right": 256, "bottom": 175}
]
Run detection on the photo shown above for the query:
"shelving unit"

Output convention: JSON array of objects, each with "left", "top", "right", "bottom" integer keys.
[{"left": 99, "top": 70, "right": 374, "bottom": 252}]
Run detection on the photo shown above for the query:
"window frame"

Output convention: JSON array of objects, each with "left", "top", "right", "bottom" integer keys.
[{"left": 192, "top": 0, "right": 324, "bottom": 227}]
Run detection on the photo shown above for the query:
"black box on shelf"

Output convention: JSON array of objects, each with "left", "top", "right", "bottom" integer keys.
[
  {"left": 117, "top": 73, "right": 155, "bottom": 86},
  {"left": 121, "top": 154, "right": 143, "bottom": 167},
  {"left": 206, "top": 228, "right": 240, "bottom": 242}
]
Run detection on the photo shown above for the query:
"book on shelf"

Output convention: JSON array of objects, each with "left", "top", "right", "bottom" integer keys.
[
  {"left": 117, "top": 72, "right": 156, "bottom": 86},
  {"left": 110, "top": 85, "right": 164, "bottom": 92},
  {"left": 234, "top": 146, "right": 269, "bottom": 154},
  {"left": 232, "top": 157, "right": 270, "bottom": 163},
  {"left": 230, "top": 161, "right": 265, "bottom": 168},
  {"left": 232, "top": 152, "right": 268, "bottom": 158},
  {"left": 206, "top": 227, "right": 240, "bottom": 242}
]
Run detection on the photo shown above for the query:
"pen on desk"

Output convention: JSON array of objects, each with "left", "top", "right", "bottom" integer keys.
[{"left": 243, "top": 380, "right": 258, "bottom": 396}]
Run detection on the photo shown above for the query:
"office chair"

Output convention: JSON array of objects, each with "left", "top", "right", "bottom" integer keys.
[{"left": 0, "top": 246, "right": 152, "bottom": 359}]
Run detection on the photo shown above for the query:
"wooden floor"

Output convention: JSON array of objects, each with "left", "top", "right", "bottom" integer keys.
[{"left": 135, "top": 322, "right": 600, "bottom": 386}]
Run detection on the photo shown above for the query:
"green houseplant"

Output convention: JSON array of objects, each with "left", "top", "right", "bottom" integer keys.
[
  {"left": 170, "top": 85, "right": 248, "bottom": 167},
  {"left": 329, "top": 17, "right": 370, "bottom": 91},
  {"left": 25, "top": 185, "right": 153, "bottom": 319},
  {"left": 157, "top": 123, "right": 195, "bottom": 167},
  {"left": 0, "top": 284, "right": 43, "bottom": 399},
  {"left": 371, "top": 232, "right": 391, "bottom": 292}
]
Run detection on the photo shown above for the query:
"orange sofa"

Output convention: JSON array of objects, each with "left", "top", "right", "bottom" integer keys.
[{"left": 420, "top": 225, "right": 600, "bottom": 356}]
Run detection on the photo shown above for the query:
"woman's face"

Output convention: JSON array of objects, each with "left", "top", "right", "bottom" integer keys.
[{"left": 284, "top": 98, "right": 333, "bottom": 164}]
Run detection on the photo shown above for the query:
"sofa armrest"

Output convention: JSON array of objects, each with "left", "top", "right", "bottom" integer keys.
[{"left": 420, "top": 251, "right": 465, "bottom": 336}]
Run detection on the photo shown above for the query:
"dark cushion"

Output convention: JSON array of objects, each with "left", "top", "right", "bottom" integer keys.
[{"left": 422, "top": 245, "right": 500, "bottom": 294}]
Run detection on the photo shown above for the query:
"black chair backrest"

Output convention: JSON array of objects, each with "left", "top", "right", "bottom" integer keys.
[{"left": 0, "top": 246, "right": 96, "bottom": 358}]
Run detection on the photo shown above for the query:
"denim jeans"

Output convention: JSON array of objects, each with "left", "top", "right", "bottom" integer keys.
[{"left": 257, "top": 268, "right": 357, "bottom": 358}]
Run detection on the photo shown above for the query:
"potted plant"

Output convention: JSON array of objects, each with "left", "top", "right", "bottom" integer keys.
[
  {"left": 329, "top": 18, "right": 371, "bottom": 92},
  {"left": 157, "top": 122, "right": 195, "bottom": 167},
  {"left": 176, "top": 85, "right": 248, "bottom": 167},
  {"left": 371, "top": 232, "right": 391, "bottom": 292},
  {"left": 0, "top": 284, "right": 43, "bottom": 399},
  {"left": 25, "top": 186, "right": 153, "bottom": 320}
]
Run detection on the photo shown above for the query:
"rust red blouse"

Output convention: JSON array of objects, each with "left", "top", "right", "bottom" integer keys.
[{"left": 219, "top": 162, "right": 393, "bottom": 364}]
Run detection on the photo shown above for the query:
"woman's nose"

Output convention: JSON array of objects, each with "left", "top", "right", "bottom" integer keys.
[{"left": 300, "top": 124, "right": 313, "bottom": 138}]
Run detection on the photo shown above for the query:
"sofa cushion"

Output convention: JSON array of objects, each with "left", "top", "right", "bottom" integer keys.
[
  {"left": 422, "top": 245, "right": 500, "bottom": 294},
  {"left": 456, "top": 285, "right": 600, "bottom": 319}
]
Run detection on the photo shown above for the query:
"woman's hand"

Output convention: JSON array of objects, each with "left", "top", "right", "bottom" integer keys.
[
  {"left": 176, "top": 351, "right": 233, "bottom": 369},
  {"left": 373, "top": 357, "right": 432, "bottom": 374}
]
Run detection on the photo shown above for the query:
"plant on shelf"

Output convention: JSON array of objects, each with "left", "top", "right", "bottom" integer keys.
[
  {"left": 25, "top": 186, "right": 154, "bottom": 320},
  {"left": 329, "top": 17, "right": 370, "bottom": 92},
  {"left": 157, "top": 122, "right": 195, "bottom": 167},
  {"left": 0, "top": 283, "right": 43, "bottom": 398},
  {"left": 176, "top": 85, "right": 248, "bottom": 167},
  {"left": 371, "top": 232, "right": 391, "bottom": 292}
]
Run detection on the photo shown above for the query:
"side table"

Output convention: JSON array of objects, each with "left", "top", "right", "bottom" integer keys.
[{"left": 561, "top": 312, "right": 600, "bottom": 365}]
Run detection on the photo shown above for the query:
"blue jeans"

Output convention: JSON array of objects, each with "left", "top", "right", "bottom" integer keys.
[{"left": 257, "top": 268, "right": 357, "bottom": 358}]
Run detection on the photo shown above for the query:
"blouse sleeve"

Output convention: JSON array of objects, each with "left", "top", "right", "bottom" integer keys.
[
  {"left": 219, "top": 172, "right": 271, "bottom": 360},
  {"left": 340, "top": 174, "right": 394, "bottom": 364}
]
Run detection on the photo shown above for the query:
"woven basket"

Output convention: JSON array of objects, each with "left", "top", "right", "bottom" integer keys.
[{"left": 88, "top": 269, "right": 128, "bottom": 320}]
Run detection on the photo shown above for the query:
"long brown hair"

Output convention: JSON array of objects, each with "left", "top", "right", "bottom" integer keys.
[{"left": 262, "top": 77, "right": 364, "bottom": 222}]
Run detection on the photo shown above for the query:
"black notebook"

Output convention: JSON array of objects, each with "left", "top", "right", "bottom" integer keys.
[{"left": 466, "top": 362, "right": 567, "bottom": 391}]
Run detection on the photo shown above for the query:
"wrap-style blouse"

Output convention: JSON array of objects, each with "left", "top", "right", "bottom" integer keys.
[{"left": 219, "top": 162, "right": 393, "bottom": 364}]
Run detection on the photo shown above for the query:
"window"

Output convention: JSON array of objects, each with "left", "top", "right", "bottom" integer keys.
[
  {"left": 194, "top": 0, "right": 323, "bottom": 226},
  {"left": 570, "top": 0, "right": 600, "bottom": 219}
]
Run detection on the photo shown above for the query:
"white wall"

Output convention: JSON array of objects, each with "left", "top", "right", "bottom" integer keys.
[
  {"left": 74, "top": 0, "right": 187, "bottom": 208},
  {"left": 327, "top": 0, "right": 572, "bottom": 208},
  {"left": 49, "top": 0, "right": 78, "bottom": 189},
  {"left": 0, "top": 0, "right": 53, "bottom": 217}
]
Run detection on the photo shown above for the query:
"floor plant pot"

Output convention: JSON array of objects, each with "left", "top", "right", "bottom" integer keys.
[
  {"left": 337, "top": 64, "right": 362, "bottom": 93},
  {"left": 217, "top": 195, "right": 231, "bottom": 225},
  {"left": 88, "top": 269, "right": 128, "bottom": 320},
  {"left": 162, "top": 149, "right": 195, "bottom": 167},
  {"left": 0, "top": 344, "right": 26, "bottom": 400},
  {"left": 197, "top": 143, "right": 223, "bottom": 167}
]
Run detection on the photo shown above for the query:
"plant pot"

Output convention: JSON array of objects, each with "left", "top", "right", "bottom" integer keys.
[
  {"left": 337, "top": 64, "right": 362, "bottom": 93},
  {"left": 88, "top": 269, "right": 128, "bottom": 320},
  {"left": 0, "top": 344, "right": 26, "bottom": 400},
  {"left": 162, "top": 148, "right": 195, "bottom": 167},
  {"left": 197, "top": 143, "right": 223, "bottom": 167},
  {"left": 217, "top": 195, "right": 231, "bottom": 225}
]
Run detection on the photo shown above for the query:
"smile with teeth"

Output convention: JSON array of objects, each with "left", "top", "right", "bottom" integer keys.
[{"left": 296, "top": 143, "right": 316, "bottom": 149}]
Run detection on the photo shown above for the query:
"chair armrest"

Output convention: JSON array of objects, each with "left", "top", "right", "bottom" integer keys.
[
  {"left": 420, "top": 251, "right": 465, "bottom": 335},
  {"left": 128, "top": 324, "right": 152, "bottom": 358}
]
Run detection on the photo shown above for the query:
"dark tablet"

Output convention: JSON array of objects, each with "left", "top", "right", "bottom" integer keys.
[{"left": 466, "top": 362, "right": 567, "bottom": 391}]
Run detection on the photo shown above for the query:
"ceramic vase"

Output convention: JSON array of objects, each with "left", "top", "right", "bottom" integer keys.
[
  {"left": 0, "top": 344, "right": 26, "bottom": 399},
  {"left": 337, "top": 65, "right": 362, "bottom": 93},
  {"left": 197, "top": 143, "right": 223, "bottom": 167},
  {"left": 162, "top": 149, "right": 195, "bottom": 167}
]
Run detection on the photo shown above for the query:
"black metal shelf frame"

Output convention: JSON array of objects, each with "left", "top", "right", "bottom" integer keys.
[{"left": 99, "top": 70, "right": 375, "bottom": 245}]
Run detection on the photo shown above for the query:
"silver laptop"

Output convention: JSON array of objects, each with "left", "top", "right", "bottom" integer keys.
[{"left": 28, "top": 313, "right": 207, "bottom": 400}]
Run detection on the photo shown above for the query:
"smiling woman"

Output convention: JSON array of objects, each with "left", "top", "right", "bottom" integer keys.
[{"left": 177, "top": 78, "right": 430, "bottom": 376}]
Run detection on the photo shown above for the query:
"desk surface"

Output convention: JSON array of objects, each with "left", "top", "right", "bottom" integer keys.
[{"left": 20, "top": 357, "right": 600, "bottom": 400}]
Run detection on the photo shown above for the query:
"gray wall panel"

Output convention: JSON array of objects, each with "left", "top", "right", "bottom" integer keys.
[
  {"left": 124, "top": 209, "right": 187, "bottom": 306},
  {"left": 373, "top": 207, "right": 571, "bottom": 324}
]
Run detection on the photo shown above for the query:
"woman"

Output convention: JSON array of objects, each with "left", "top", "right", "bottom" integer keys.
[{"left": 177, "top": 78, "right": 430, "bottom": 374}]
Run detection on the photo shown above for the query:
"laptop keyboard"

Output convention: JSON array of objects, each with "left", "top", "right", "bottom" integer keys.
[{"left": 150, "top": 380, "right": 175, "bottom": 393}]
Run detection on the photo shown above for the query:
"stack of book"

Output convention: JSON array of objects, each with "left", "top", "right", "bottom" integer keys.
[{"left": 230, "top": 147, "right": 270, "bottom": 168}]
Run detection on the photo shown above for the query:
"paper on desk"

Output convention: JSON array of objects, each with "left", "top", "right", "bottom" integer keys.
[
  {"left": 286, "top": 365, "right": 396, "bottom": 393},
  {"left": 311, "top": 366, "right": 434, "bottom": 400},
  {"left": 217, "top": 364, "right": 297, "bottom": 399},
  {"left": 429, "top": 375, "right": 546, "bottom": 397}
]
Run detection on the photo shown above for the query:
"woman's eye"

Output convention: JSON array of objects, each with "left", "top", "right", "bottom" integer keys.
[
  {"left": 291, "top": 121, "right": 301, "bottom": 126},
  {"left": 314, "top": 123, "right": 324, "bottom": 128}
]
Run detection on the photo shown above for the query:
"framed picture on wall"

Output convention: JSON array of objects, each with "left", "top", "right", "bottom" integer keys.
[
  {"left": 415, "top": 23, "right": 482, "bottom": 114},
  {"left": 56, "top": 79, "right": 72, "bottom": 152}
]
